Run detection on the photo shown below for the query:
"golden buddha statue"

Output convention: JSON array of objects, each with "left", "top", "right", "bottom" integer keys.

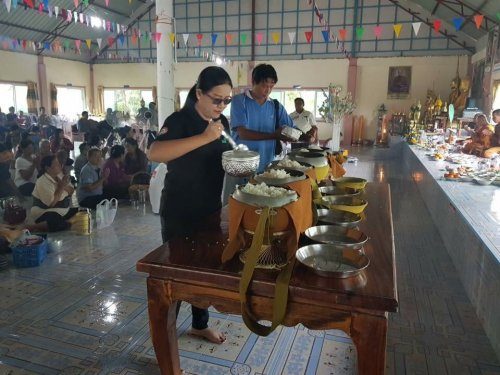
[
  {"left": 454, "top": 76, "right": 470, "bottom": 116},
  {"left": 448, "top": 75, "right": 461, "bottom": 110}
]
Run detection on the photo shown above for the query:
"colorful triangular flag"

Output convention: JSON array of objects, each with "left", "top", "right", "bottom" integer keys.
[
  {"left": 85, "top": 39, "right": 91, "bottom": 49},
  {"left": 412, "top": 22, "right": 422, "bottom": 36},
  {"left": 107, "top": 37, "right": 114, "bottom": 46},
  {"left": 321, "top": 30, "right": 329, "bottom": 42},
  {"left": 54, "top": 6, "right": 59, "bottom": 17},
  {"left": 240, "top": 33, "right": 247, "bottom": 45},
  {"left": 256, "top": 32, "right": 263, "bottom": 45},
  {"left": 393, "top": 24, "right": 402, "bottom": 37},
  {"left": 75, "top": 40, "right": 81, "bottom": 50},
  {"left": 305, "top": 31, "right": 313, "bottom": 43},
  {"left": 96, "top": 38, "right": 102, "bottom": 48},
  {"left": 5, "top": 0, "right": 11, "bottom": 13},
  {"left": 452, "top": 17, "right": 464, "bottom": 31},
  {"left": 196, "top": 33, "right": 203, "bottom": 46},
  {"left": 74, "top": 0, "right": 78, "bottom": 7},
  {"left": 105, "top": 0, "right": 109, "bottom": 6},
  {"left": 155, "top": 32, "right": 162, "bottom": 43},
  {"left": 474, "top": 14, "right": 484, "bottom": 29},
  {"left": 225, "top": 33, "right": 233, "bottom": 45},
  {"left": 211, "top": 33, "right": 218, "bottom": 45},
  {"left": 338, "top": 29, "right": 347, "bottom": 41},
  {"left": 38, "top": 3, "right": 43, "bottom": 14},
  {"left": 169, "top": 33, "right": 175, "bottom": 45},
  {"left": 271, "top": 32, "right": 280, "bottom": 44},
  {"left": 373, "top": 25, "right": 382, "bottom": 38},
  {"left": 433, "top": 19, "right": 441, "bottom": 34},
  {"left": 288, "top": 31, "right": 296, "bottom": 45},
  {"left": 118, "top": 34, "right": 125, "bottom": 46},
  {"left": 182, "top": 33, "right": 189, "bottom": 46},
  {"left": 356, "top": 27, "right": 365, "bottom": 39}
]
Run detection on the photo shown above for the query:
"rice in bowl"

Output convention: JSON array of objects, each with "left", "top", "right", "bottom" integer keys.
[
  {"left": 241, "top": 182, "right": 291, "bottom": 197},
  {"left": 257, "top": 169, "right": 291, "bottom": 179}
]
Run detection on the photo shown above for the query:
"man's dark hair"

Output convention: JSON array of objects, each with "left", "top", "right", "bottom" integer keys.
[
  {"left": 79, "top": 142, "right": 89, "bottom": 152},
  {"left": 252, "top": 64, "right": 278, "bottom": 85},
  {"left": 294, "top": 97, "right": 305, "bottom": 105},
  {"left": 81, "top": 111, "right": 88, "bottom": 117}
]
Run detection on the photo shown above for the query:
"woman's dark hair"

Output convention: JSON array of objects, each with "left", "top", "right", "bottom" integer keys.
[
  {"left": 19, "top": 139, "right": 34, "bottom": 150},
  {"left": 185, "top": 66, "right": 233, "bottom": 107},
  {"left": 118, "top": 126, "right": 132, "bottom": 139},
  {"left": 110, "top": 145, "right": 125, "bottom": 159},
  {"left": 40, "top": 155, "right": 57, "bottom": 174},
  {"left": 124, "top": 137, "right": 138, "bottom": 148},
  {"left": 252, "top": 64, "right": 278, "bottom": 85}
]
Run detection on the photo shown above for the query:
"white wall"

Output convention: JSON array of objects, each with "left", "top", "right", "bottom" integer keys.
[
  {"left": 45, "top": 56, "right": 91, "bottom": 110},
  {"left": 356, "top": 56, "right": 469, "bottom": 138}
]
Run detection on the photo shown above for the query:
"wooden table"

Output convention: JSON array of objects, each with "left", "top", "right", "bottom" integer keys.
[{"left": 137, "top": 182, "right": 398, "bottom": 375}]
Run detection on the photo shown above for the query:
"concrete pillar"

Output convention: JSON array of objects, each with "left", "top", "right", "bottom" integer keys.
[
  {"left": 37, "top": 55, "right": 48, "bottom": 111},
  {"left": 156, "top": 0, "right": 175, "bottom": 126},
  {"left": 343, "top": 57, "right": 358, "bottom": 146},
  {"left": 89, "top": 64, "right": 95, "bottom": 112}
]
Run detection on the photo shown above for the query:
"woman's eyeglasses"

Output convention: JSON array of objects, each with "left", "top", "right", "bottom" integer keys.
[{"left": 205, "top": 93, "right": 232, "bottom": 106}]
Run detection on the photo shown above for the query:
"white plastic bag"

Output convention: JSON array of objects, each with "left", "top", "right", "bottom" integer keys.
[
  {"left": 96, "top": 198, "right": 118, "bottom": 229},
  {"left": 149, "top": 163, "right": 167, "bottom": 214}
]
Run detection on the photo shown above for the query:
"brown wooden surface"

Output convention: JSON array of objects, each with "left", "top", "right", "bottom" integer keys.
[
  {"left": 137, "top": 182, "right": 398, "bottom": 312},
  {"left": 138, "top": 182, "right": 397, "bottom": 375}
]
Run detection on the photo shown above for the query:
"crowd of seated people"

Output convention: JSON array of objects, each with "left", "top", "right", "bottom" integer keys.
[{"left": 0, "top": 104, "right": 156, "bottom": 236}]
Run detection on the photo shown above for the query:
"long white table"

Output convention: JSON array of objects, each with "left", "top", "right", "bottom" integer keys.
[{"left": 403, "top": 144, "right": 500, "bottom": 358}]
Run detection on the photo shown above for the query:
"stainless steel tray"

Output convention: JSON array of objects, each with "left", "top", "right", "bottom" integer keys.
[
  {"left": 305, "top": 225, "right": 368, "bottom": 248},
  {"left": 316, "top": 209, "right": 362, "bottom": 227},
  {"left": 254, "top": 168, "right": 306, "bottom": 186},
  {"left": 296, "top": 244, "right": 370, "bottom": 278},
  {"left": 232, "top": 185, "right": 298, "bottom": 208},
  {"left": 319, "top": 186, "right": 360, "bottom": 196}
]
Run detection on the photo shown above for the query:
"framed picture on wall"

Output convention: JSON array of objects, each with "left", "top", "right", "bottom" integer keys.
[{"left": 387, "top": 66, "right": 412, "bottom": 99}]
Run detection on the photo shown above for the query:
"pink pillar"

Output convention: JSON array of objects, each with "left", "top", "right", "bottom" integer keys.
[
  {"left": 343, "top": 57, "right": 358, "bottom": 146},
  {"left": 37, "top": 56, "right": 48, "bottom": 111}
]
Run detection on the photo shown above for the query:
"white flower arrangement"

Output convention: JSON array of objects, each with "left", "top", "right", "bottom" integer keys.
[{"left": 318, "top": 84, "right": 356, "bottom": 124}]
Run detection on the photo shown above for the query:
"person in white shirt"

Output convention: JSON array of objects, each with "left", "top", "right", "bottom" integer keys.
[
  {"left": 289, "top": 97, "right": 318, "bottom": 144},
  {"left": 14, "top": 139, "right": 38, "bottom": 196}
]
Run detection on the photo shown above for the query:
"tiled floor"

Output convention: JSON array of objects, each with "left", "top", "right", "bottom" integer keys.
[{"left": 0, "top": 139, "right": 499, "bottom": 374}]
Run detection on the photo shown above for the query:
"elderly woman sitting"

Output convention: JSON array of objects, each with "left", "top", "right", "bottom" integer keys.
[
  {"left": 31, "top": 155, "right": 78, "bottom": 232},
  {"left": 103, "top": 145, "right": 131, "bottom": 199},
  {"left": 124, "top": 137, "right": 148, "bottom": 175},
  {"left": 462, "top": 114, "right": 494, "bottom": 156}
]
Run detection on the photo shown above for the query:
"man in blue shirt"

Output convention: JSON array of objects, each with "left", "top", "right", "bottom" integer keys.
[
  {"left": 223, "top": 64, "right": 295, "bottom": 203},
  {"left": 78, "top": 148, "right": 109, "bottom": 209}
]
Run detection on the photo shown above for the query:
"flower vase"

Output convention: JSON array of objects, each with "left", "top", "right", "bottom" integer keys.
[{"left": 330, "top": 119, "right": 343, "bottom": 152}]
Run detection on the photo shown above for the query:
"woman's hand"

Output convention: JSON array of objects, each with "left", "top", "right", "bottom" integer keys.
[{"left": 202, "top": 120, "right": 224, "bottom": 142}]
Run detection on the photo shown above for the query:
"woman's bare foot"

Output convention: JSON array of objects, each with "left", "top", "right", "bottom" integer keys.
[{"left": 189, "top": 328, "right": 226, "bottom": 344}]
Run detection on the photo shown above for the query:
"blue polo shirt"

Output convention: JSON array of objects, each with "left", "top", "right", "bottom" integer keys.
[{"left": 230, "top": 91, "right": 294, "bottom": 172}]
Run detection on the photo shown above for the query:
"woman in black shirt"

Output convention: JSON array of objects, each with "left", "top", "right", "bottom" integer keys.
[{"left": 148, "top": 67, "right": 233, "bottom": 344}]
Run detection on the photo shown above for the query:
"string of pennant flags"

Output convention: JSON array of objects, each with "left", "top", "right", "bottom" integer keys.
[{"left": 1, "top": 0, "right": 497, "bottom": 60}]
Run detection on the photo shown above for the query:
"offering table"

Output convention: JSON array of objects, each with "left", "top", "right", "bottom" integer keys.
[{"left": 137, "top": 182, "right": 398, "bottom": 375}]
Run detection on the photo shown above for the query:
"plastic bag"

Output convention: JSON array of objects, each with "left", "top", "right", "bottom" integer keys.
[
  {"left": 96, "top": 198, "right": 118, "bottom": 229},
  {"left": 149, "top": 163, "right": 167, "bottom": 214}
]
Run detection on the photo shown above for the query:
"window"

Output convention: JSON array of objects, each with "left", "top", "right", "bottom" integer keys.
[
  {"left": 0, "top": 83, "right": 28, "bottom": 113},
  {"left": 104, "top": 88, "right": 153, "bottom": 118},
  {"left": 269, "top": 89, "right": 327, "bottom": 120},
  {"left": 178, "top": 89, "right": 231, "bottom": 118},
  {"left": 56, "top": 86, "right": 86, "bottom": 120},
  {"left": 493, "top": 80, "right": 500, "bottom": 113}
]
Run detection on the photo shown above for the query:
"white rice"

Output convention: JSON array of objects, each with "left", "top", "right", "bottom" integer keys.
[
  {"left": 277, "top": 159, "right": 308, "bottom": 170},
  {"left": 258, "top": 169, "right": 291, "bottom": 179},
  {"left": 241, "top": 182, "right": 290, "bottom": 197}
]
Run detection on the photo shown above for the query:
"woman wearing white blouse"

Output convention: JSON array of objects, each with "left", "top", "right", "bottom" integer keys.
[{"left": 14, "top": 139, "right": 38, "bottom": 196}]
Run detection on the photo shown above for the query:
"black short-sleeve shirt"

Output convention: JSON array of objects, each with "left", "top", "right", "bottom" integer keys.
[{"left": 156, "top": 102, "right": 231, "bottom": 231}]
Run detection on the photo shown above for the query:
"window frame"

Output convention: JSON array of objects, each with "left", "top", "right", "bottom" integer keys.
[
  {"left": 54, "top": 84, "right": 87, "bottom": 119},
  {"left": 0, "top": 80, "right": 29, "bottom": 113},
  {"left": 270, "top": 87, "right": 327, "bottom": 120},
  {"left": 103, "top": 87, "right": 154, "bottom": 118}
]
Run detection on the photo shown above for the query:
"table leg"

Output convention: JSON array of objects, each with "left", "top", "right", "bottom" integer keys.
[
  {"left": 350, "top": 313, "right": 388, "bottom": 375},
  {"left": 147, "top": 277, "right": 182, "bottom": 375}
]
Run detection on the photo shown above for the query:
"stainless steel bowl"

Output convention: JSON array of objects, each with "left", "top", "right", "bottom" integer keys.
[
  {"left": 320, "top": 195, "right": 368, "bottom": 214},
  {"left": 232, "top": 185, "right": 298, "bottom": 208},
  {"left": 255, "top": 168, "right": 306, "bottom": 186},
  {"left": 304, "top": 225, "right": 368, "bottom": 248},
  {"left": 296, "top": 244, "right": 370, "bottom": 278},
  {"left": 268, "top": 159, "right": 313, "bottom": 173},
  {"left": 222, "top": 150, "right": 260, "bottom": 177},
  {"left": 316, "top": 209, "right": 362, "bottom": 228},
  {"left": 319, "top": 186, "right": 360, "bottom": 196}
]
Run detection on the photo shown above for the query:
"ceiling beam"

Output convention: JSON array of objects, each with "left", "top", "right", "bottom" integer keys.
[
  {"left": 387, "top": 0, "right": 475, "bottom": 53},
  {"left": 0, "top": 20, "right": 82, "bottom": 42},
  {"left": 90, "top": 2, "right": 156, "bottom": 63}
]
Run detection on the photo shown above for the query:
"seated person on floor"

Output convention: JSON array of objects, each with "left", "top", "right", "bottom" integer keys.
[
  {"left": 462, "top": 114, "right": 493, "bottom": 156},
  {"left": 14, "top": 139, "right": 38, "bottom": 196},
  {"left": 74, "top": 142, "right": 89, "bottom": 182},
  {"left": 31, "top": 155, "right": 78, "bottom": 232},
  {"left": 56, "top": 149, "right": 74, "bottom": 180},
  {"left": 0, "top": 143, "right": 24, "bottom": 200},
  {"left": 37, "top": 139, "right": 52, "bottom": 173},
  {"left": 484, "top": 109, "right": 500, "bottom": 159},
  {"left": 103, "top": 145, "right": 131, "bottom": 200},
  {"left": 50, "top": 128, "right": 74, "bottom": 154},
  {"left": 78, "top": 148, "right": 110, "bottom": 209},
  {"left": 124, "top": 137, "right": 148, "bottom": 175}
]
